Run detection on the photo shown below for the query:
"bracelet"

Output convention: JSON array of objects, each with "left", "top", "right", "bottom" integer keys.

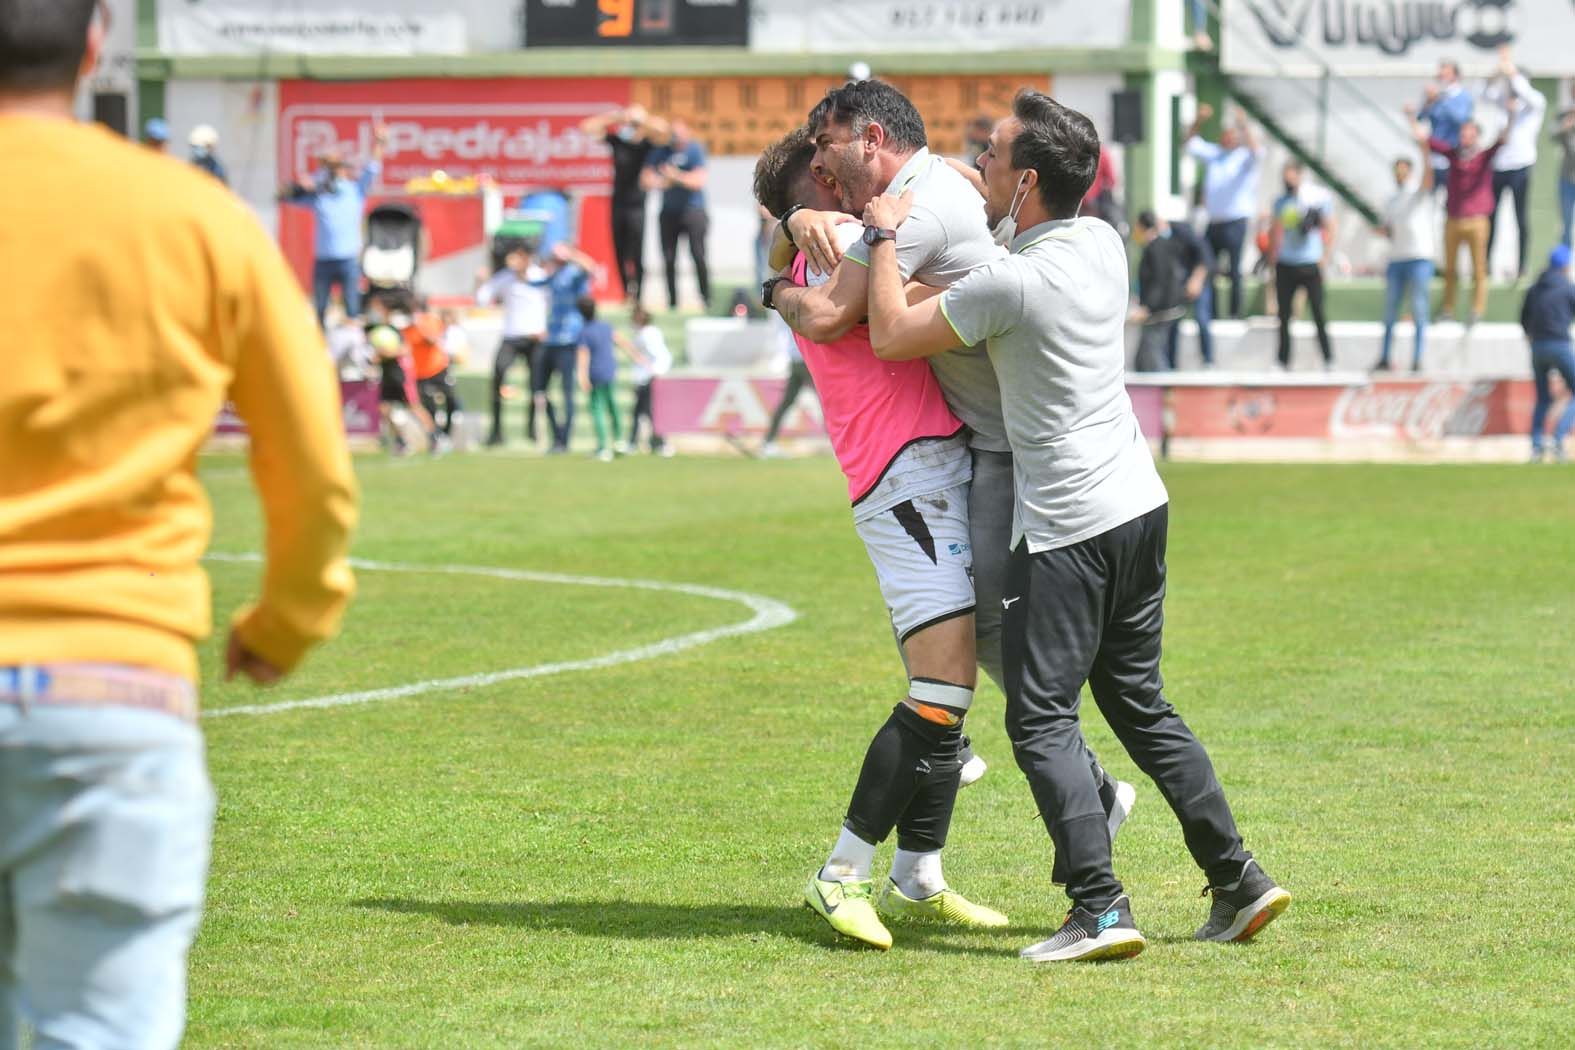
[{"left": 778, "top": 204, "right": 808, "bottom": 247}]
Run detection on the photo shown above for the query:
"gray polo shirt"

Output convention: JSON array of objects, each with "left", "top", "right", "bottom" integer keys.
[
  {"left": 843, "top": 148, "right": 1009, "bottom": 453},
  {"left": 939, "top": 217, "right": 1168, "bottom": 553}
]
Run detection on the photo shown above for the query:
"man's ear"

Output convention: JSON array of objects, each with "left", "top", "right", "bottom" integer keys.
[
  {"left": 80, "top": 4, "right": 108, "bottom": 81},
  {"left": 863, "top": 121, "right": 887, "bottom": 157}
]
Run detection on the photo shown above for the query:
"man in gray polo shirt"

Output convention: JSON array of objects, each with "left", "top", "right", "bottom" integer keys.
[
  {"left": 770, "top": 84, "right": 1129, "bottom": 840},
  {"left": 864, "top": 89, "right": 1289, "bottom": 964}
]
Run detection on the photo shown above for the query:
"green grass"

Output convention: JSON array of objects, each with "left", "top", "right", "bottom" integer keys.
[{"left": 188, "top": 454, "right": 1575, "bottom": 1048}]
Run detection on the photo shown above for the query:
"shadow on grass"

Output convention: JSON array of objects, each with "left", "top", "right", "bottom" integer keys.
[{"left": 353, "top": 897, "right": 1050, "bottom": 958}]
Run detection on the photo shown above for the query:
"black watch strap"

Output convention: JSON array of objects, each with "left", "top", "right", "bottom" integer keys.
[
  {"left": 778, "top": 204, "right": 808, "bottom": 247},
  {"left": 761, "top": 276, "right": 787, "bottom": 311}
]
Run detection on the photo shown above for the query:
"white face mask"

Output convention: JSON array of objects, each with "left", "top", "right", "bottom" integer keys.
[{"left": 991, "top": 172, "right": 1031, "bottom": 248}]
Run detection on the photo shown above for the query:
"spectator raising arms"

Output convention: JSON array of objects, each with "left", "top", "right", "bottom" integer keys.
[
  {"left": 1184, "top": 104, "right": 1263, "bottom": 320},
  {"left": 580, "top": 104, "right": 670, "bottom": 302},
  {"left": 1482, "top": 47, "right": 1546, "bottom": 281},
  {"left": 1375, "top": 131, "right": 1437, "bottom": 372},
  {"left": 1418, "top": 58, "right": 1474, "bottom": 189},
  {"left": 280, "top": 123, "right": 387, "bottom": 326},
  {"left": 1418, "top": 98, "right": 1514, "bottom": 326}
]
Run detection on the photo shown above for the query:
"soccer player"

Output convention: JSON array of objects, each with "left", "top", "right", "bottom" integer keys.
[
  {"left": 756, "top": 127, "right": 1006, "bottom": 950},
  {"left": 863, "top": 90, "right": 1289, "bottom": 963},
  {"left": 767, "top": 81, "right": 1131, "bottom": 872},
  {"left": 0, "top": 1, "right": 358, "bottom": 1042}
]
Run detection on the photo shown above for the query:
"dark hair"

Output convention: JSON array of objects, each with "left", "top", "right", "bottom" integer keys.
[
  {"left": 806, "top": 79, "right": 927, "bottom": 152},
  {"left": 1135, "top": 209, "right": 1160, "bottom": 231},
  {"left": 632, "top": 306, "right": 651, "bottom": 325},
  {"left": 753, "top": 126, "right": 817, "bottom": 218},
  {"left": 0, "top": 0, "right": 97, "bottom": 91},
  {"left": 1009, "top": 90, "right": 1101, "bottom": 218},
  {"left": 577, "top": 296, "right": 597, "bottom": 322}
]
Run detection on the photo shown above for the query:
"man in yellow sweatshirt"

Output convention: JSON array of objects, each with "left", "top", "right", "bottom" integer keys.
[{"left": 0, "top": 2, "right": 358, "bottom": 1045}]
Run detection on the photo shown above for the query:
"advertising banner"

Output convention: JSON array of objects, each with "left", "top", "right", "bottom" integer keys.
[
  {"left": 215, "top": 380, "right": 382, "bottom": 439},
  {"left": 652, "top": 375, "right": 826, "bottom": 439},
  {"left": 1167, "top": 379, "right": 1535, "bottom": 440},
  {"left": 524, "top": 0, "right": 750, "bottom": 47},
  {"left": 1222, "top": 0, "right": 1575, "bottom": 77},
  {"left": 631, "top": 73, "right": 1051, "bottom": 157},
  {"left": 160, "top": 7, "right": 467, "bottom": 56},
  {"left": 750, "top": 0, "right": 1129, "bottom": 53},
  {"left": 277, "top": 78, "right": 630, "bottom": 193}
]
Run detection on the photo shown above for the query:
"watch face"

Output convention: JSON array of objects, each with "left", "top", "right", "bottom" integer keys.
[{"left": 863, "top": 226, "right": 893, "bottom": 246}]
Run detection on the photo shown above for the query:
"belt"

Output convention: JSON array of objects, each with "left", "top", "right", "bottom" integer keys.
[{"left": 0, "top": 664, "right": 198, "bottom": 723}]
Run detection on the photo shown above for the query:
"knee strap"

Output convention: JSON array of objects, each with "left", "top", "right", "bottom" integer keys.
[{"left": 907, "top": 677, "right": 973, "bottom": 727}]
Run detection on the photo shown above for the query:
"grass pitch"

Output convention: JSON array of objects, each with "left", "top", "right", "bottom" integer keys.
[{"left": 189, "top": 453, "right": 1574, "bottom": 1048}]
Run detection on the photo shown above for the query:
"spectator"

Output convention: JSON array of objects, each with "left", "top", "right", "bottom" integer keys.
[
  {"left": 188, "top": 123, "right": 227, "bottom": 185},
  {"left": 1130, "top": 211, "right": 1191, "bottom": 372},
  {"left": 576, "top": 297, "right": 622, "bottom": 461},
  {"left": 1482, "top": 47, "right": 1546, "bottom": 281},
  {"left": 535, "top": 243, "right": 599, "bottom": 453},
  {"left": 405, "top": 303, "right": 465, "bottom": 439},
  {"left": 1423, "top": 106, "right": 1513, "bottom": 326},
  {"left": 1080, "top": 146, "right": 1124, "bottom": 232},
  {"left": 367, "top": 293, "right": 441, "bottom": 455},
  {"left": 1184, "top": 103, "right": 1263, "bottom": 320},
  {"left": 962, "top": 113, "right": 994, "bottom": 168},
  {"left": 620, "top": 305, "right": 672, "bottom": 455},
  {"left": 1419, "top": 59, "right": 1473, "bottom": 189},
  {"left": 761, "top": 313, "right": 817, "bottom": 456},
  {"left": 140, "top": 115, "right": 167, "bottom": 151},
  {"left": 1375, "top": 134, "right": 1437, "bottom": 373},
  {"left": 645, "top": 120, "right": 711, "bottom": 310},
  {"left": 0, "top": 5, "right": 357, "bottom": 1044},
  {"left": 476, "top": 248, "right": 549, "bottom": 447},
  {"left": 280, "top": 125, "right": 388, "bottom": 326},
  {"left": 1520, "top": 244, "right": 1575, "bottom": 462},
  {"left": 580, "top": 104, "right": 668, "bottom": 302},
  {"left": 1268, "top": 160, "right": 1336, "bottom": 370},
  {"left": 1556, "top": 102, "right": 1575, "bottom": 248}
]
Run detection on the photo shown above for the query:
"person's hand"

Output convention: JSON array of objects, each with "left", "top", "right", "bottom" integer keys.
[
  {"left": 578, "top": 373, "right": 591, "bottom": 393},
  {"left": 1423, "top": 83, "right": 1439, "bottom": 104},
  {"left": 475, "top": 264, "right": 492, "bottom": 284},
  {"left": 373, "top": 123, "right": 389, "bottom": 145},
  {"left": 659, "top": 163, "right": 679, "bottom": 184},
  {"left": 1185, "top": 273, "right": 1205, "bottom": 301},
  {"left": 1497, "top": 44, "right": 1516, "bottom": 78},
  {"left": 625, "top": 103, "right": 647, "bottom": 124},
  {"left": 1196, "top": 102, "right": 1215, "bottom": 123},
  {"left": 788, "top": 209, "right": 851, "bottom": 276},
  {"left": 863, "top": 190, "right": 914, "bottom": 232},
  {"left": 225, "top": 631, "right": 282, "bottom": 685},
  {"left": 1402, "top": 102, "right": 1416, "bottom": 118},
  {"left": 1563, "top": 110, "right": 1575, "bottom": 131},
  {"left": 1128, "top": 304, "right": 1150, "bottom": 324}
]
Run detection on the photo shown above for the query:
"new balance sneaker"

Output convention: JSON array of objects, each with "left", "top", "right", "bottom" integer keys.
[
  {"left": 804, "top": 874, "right": 892, "bottom": 950},
  {"left": 1020, "top": 895, "right": 1145, "bottom": 963},
  {"left": 1194, "top": 859, "right": 1291, "bottom": 943},
  {"left": 1051, "top": 780, "right": 1136, "bottom": 885},
  {"left": 876, "top": 881, "right": 1009, "bottom": 928}
]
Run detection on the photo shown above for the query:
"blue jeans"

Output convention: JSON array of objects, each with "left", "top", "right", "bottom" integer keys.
[
  {"left": 1166, "top": 278, "right": 1214, "bottom": 367},
  {"left": 1190, "top": 0, "right": 1208, "bottom": 32},
  {"left": 1379, "top": 259, "right": 1434, "bottom": 370},
  {"left": 1, "top": 694, "right": 213, "bottom": 1050},
  {"left": 1531, "top": 340, "right": 1575, "bottom": 451},
  {"left": 312, "top": 255, "right": 362, "bottom": 326},
  {"left": 1560, "top": 178, "right": 1575, "bottom": 248}
]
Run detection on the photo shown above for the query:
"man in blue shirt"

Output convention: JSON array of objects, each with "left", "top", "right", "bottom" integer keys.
[
  {"left": 1184, "top": 103, "right": 1263, "bottom": 320},
  {"left": 643, "top": 121, "right": 710, "bottom": 310},
  {"left": 1418, "top": 60, "right": 1474, "bottom": 191},
  {"left": 533, "top": 243, "right": 599, "bottom": 452},
  {"left": 1268, "top": 161, "right": 1337, "bottom": 369},
  {"left": 282, "top": 125, "right": 387, "bottom": 325}
]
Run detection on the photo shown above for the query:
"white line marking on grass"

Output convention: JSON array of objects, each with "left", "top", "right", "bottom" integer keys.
[{"left": 202, "top": 552, "right": 797, "bottom": 719}]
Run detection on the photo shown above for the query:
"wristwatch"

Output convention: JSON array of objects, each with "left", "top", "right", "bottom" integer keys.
[
  {"left": 778, "top": 204, "right": 808, "bottom": 247},
  {"left": 862, "top": 225, "right": 897, "bottom": 246},
  {"left": 761, "top": 275, "right": 789, "bottom": 311}
]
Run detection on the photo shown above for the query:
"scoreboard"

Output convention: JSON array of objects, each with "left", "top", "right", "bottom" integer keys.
[{"left": 523, "top": 0, "right": 751, "bottom": 47}]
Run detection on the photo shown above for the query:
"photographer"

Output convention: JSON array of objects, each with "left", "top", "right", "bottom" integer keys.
[{"left": 1268, "top": 160, "right": 1336, "bottom": 370}]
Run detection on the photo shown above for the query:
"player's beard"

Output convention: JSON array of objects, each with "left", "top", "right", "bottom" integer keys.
[{"left": 832, "top": 160, "right": 878, "bottom": 215}]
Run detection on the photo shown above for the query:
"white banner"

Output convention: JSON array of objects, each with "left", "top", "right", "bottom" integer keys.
[
  {"left": 1223, "top": 0, "right": 1575, "bottom": 77},
  {"left": 750, "top": 0, "right": 1130, "bottom": 54},
  {"left": 159, "top": 7, "right": 467, "bottom": 56}
]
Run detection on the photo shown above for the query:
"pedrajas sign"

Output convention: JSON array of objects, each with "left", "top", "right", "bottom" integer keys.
[{"left": 277, "top": 79, "right": 630, "bottom": 194}]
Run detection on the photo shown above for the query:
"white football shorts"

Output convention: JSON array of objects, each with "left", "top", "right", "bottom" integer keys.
[{"left": 853, "top": 480, "right": 976, "bottom": 643}]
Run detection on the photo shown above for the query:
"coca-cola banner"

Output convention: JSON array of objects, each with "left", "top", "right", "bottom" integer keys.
[
  {"left": 277, "top": 78, "right": 631, "bottom": 194},
  {"left": 1168, "top": 379, "right": 1536, "bottom": 441},
  {"left": 1223, "top": 0, "right": 1575, "bottom": 77}
]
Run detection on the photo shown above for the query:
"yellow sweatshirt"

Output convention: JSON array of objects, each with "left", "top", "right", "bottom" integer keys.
[{"left": 0, "top": 115, "right": 357, "bottom": 684}]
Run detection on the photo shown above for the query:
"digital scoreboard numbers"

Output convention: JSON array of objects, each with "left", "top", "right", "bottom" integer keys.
[{"left": 523, "top": 0, "right": 750, "bottom": 47}]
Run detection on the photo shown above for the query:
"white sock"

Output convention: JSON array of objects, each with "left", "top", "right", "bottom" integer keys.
[
  {"left": 889, "top": 848, "right": 947, "bottom": 900},
  {"left": 820, "top": 826, "right": 877, "bottom": 882}
]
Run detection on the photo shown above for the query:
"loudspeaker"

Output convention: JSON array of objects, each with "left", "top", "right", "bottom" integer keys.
[
  {"left": 1111, "top": 90, "right": 1144, "bottom": 145},
  {"left": 92, "top": 92, "right": 128, "bottom": 136}
]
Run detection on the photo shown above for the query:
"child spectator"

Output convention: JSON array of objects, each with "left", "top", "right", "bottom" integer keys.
[
  {"left": 368, "top": 293, "right": 441, "bottom": 455},
  {"left": 619, "top": 306, "right": 672, "bottom": 456},
  {"left": 404, "top": 302, "right": 466, "bottom": 440},
  {"left": 576, "top": 297, "right": 622, "bottom": 461}
]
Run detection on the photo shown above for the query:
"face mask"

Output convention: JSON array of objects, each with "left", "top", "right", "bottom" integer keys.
[{"left": 991, "top": 172, "right": 1032, "bottom": 249}]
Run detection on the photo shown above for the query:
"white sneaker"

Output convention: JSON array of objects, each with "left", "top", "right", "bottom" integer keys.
[
  {"left": 595, "top": 448, "right": 614, "bottom": 463},
  {"left": 760, "top": 441, "right": 785, "bottom": 459},
  {"left": 958, "top": 754, "right": 988, "bottom": 788}
]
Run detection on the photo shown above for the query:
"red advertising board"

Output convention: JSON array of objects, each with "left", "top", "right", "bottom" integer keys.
[
  {"left": 1167, "top": 379, "right": 1537, "bottom": 441},
  {"left": 276, "top": 78, "right": 632, "bottom": 194}
]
